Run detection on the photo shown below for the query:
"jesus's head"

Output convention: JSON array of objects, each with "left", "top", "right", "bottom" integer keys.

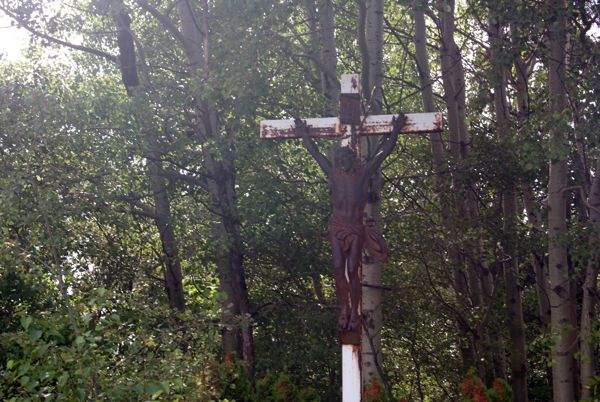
[{"left": 333, "top": 146, "right": 357, "bottom": 172}]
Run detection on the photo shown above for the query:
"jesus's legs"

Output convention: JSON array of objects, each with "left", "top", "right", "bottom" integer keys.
[
  {"left": 346, "top": 239, "right": 363, "bottom": 331},
  {"left": 331, "top": 239, "right": 350, "bottom": 331}
]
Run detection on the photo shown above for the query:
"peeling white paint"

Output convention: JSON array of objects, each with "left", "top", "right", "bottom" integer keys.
[{"left": 260, "top": 112, "right": 442, "bottom": 139}]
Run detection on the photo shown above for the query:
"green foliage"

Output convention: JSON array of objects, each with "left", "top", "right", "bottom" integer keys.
[
  {"left": 1, "top": 0, "right": 599, "bottom": 400},
  {"left": 0, "top": 279, "right": 218, "bottom": 401},
  {"left": 584, "top": 375, "right": 600, "bottom": 401},
  {"left": 202, "top": 354, "right": 321, "bottom": 402}
]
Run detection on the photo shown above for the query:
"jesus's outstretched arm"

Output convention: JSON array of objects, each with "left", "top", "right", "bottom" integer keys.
[
  {"left": 295, "top": 119, "right": 331, "bottom": 176},
  {"left": 364, "top": 112, "right": 406, "bottom": 178}
]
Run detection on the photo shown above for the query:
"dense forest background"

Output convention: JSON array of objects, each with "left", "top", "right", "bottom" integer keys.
[{"left": 0, "top": 0, "right": 599, "bottom": 401}]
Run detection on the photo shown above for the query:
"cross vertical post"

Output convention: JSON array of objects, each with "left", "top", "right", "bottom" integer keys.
[{"left": 339, "top": 74, "right": 362, "bottom": 402}]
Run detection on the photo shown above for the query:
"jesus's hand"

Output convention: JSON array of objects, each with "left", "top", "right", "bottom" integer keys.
[
  {"left": 391, "top": 112, "right": 407, "bottom": 135},
  {"left": 294, "top": 118, "right": 309, "bottom": 138}
]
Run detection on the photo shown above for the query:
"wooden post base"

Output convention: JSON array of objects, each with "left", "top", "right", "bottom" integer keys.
[{"left": 342, "top": 344, "right": 361, "bottom": 402}]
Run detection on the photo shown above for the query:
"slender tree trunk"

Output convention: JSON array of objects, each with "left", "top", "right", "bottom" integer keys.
[
  {"left": 360, "top": 0, "right": 386, "bottom": 390},
  {"left": 511, "top": 19, "right": 552, "bottom": 334},
  {"left": 177, "top": 1, "right": 254, "bottom": 371},
  {"left": 317, "top": 0, "right": 339, "bottom": 117},
  {"left": 580, "top": 157, "right": 600, "bottom": 399},
  {"left": 438, "top": 0, "right": 473, "bottom": 370},
  {"left": 214, "top": 229, "right": 241, "bottom": 356},
  {"left": 438, "top": 0, "right": 489, "bottom": 377},
  {"left": 487, "top": 5, "right": 527, "bottom": 399},
  {"left": 365, "top": 0, "right": 384, "bottom": 114},
  {"left": 414, "top": 3, "right": 445, "bottom": 181},
  {"left": 416, "top": 0, "right": 500, "bottom": 379},
  {"left": 197, "top": 104, "right": 254, "bottom": 372},
  {"left": 546, "top": 0, "right": 577, "bottom": 399},
  {"left": 523, "top": 189, "right": 552, "bottom": 328},
  {"left": 147, "top": 144, "right": 186, "bottom": 311},
  {"left": 304, "top": 0, "right": 339, "bottom": 117},
  {"left": 110, "top": 3, "right": 186, "bottom": 311}
]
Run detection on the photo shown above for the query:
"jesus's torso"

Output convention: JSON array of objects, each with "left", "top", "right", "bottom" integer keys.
[{"left": 328, "top": 165, "right": 368, "bottom": 225}]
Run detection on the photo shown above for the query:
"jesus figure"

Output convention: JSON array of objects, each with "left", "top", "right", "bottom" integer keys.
[{"left": 294, "top": 113, "right": 406, "bottom": 332}]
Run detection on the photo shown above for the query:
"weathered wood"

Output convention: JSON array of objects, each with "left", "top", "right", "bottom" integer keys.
[
  {"left": 260, "top": 112, "right": 442, "bottom": 139},
  {"left": 340, "top": 94, "right": 362, "bottom": 125}
]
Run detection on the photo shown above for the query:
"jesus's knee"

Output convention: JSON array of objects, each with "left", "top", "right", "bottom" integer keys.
[{"left": 346, "top": 256, "right": 361, "bottom": 273}]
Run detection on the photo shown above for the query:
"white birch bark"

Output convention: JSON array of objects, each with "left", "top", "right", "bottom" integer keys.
[
  {"left": 580, "top": 157, "right": 600, "bottom": 399},
  {"left": 438, "top": 0, "right": 486, "bottom": 374},
  {"left": 360, "top": 0, "right": 386, "bottom": 391},
  {"left": 546, "top": 0, "right": 576, "bottom": 399},
  {"left": 317, "top": 0, "right": 339, "bottom": 116}
]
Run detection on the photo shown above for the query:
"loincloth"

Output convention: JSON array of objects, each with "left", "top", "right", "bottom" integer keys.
[{"left": 328, "top": 217, "right": 388, "bottom": 262}]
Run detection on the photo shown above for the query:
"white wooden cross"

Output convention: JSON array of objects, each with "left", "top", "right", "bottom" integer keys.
[{"left": 260, "top": 74, "right": 442, "bottom": 402}]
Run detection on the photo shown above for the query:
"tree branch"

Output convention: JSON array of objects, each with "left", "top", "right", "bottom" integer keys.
[
  {"left": 118, "top": 195, "right": 157, "bottom": 219},
  {"left": 0, "top": 6, "right": 117, "bottom": 63},
  {"left": 563, "top": 186, "right": 600, "bottom": 217},
  {"left": 133, "top": 0, "right": 193, "bottom": 55},
  {"left": 162, "top": 168, "right": 206, "bottom": 187}
]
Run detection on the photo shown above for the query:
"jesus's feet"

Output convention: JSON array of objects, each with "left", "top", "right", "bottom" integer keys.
[
  {"left": 337, "top": 313, "right": 349, "bottom": 331},
  {"left": 347, "top": 312, "right": 360, "bottom": 331}
]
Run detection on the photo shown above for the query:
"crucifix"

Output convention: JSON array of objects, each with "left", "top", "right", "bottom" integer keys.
[{"left": 260, "top": 74, "right": 442, "bottom": 402}]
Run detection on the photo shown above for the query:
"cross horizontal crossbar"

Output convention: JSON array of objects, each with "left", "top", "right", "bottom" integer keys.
[{"left": 260, "top": 112, "right": 442, "bottom": 139}]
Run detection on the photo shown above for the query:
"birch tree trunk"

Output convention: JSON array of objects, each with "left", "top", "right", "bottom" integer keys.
[
  {"left": 511, "top": 25, "right": 553, "bottom": 332},
  {"left": 580, "top": 157, "right": 600, "bottom": 399},
  {"left": 317, "top": 0, "right": 339, "bottom": 116},
  {"left": 487, "top": 5, "right": 527, "bottom": 399},
  {"left": 416, "top": 0, "right": 498, "bottom": 377},
  {"left": 511, "top": 16, "right": 552, "bottom": 332},
  {"left": 437, "top": 0, "right": 488, "bottom": 376},
  {"left": 523, "top": 189, "right": 552, "bottom": 329},
  {"left": 414, "top": 3, "right": 445, "bottom": 179},
  {"left": 359, "top": 0, "right": 386, "bottom": 391},
  {"left": 546, "top": 0, "right": 577, "bottom": 399}
]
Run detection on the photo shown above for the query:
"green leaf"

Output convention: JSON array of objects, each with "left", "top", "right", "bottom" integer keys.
[
  {"left": 60, "top": 351, "right": 74, "bottom": 363},
  {"left": 18, "top": 364, "right": 29, "bottom": 376},
  {"left": 28, "top": 329, "right": 43, "bottom": 343},
  {"left": 34, "top": 342, "right": 50, "bottom": 358},
  {"left": 20, "top": 316, "right": 32, "bottom": 330},
  {"left": 74, "top": 335, "right": 85, "bottom": 347},
  {"left": 58, "top": 372, "right": 69, "bottom": 388}
]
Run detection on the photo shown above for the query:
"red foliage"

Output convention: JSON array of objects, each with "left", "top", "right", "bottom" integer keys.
[
  {"left": 224, "top": 352, "right": 236, "bottom": 364},
  {"left": 492, "top": 378, "right": 509, "bottom": 400},
  {"left": 460, "top": 375, "right": 488, "bottom": 402},
  {"left": 364, "top": 376, "right": 382, "bottom": 401}
]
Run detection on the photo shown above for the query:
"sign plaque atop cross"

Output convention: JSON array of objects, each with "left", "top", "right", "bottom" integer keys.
[{"left": 260, "top": 74, "right": 442, "bottom": 402}]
